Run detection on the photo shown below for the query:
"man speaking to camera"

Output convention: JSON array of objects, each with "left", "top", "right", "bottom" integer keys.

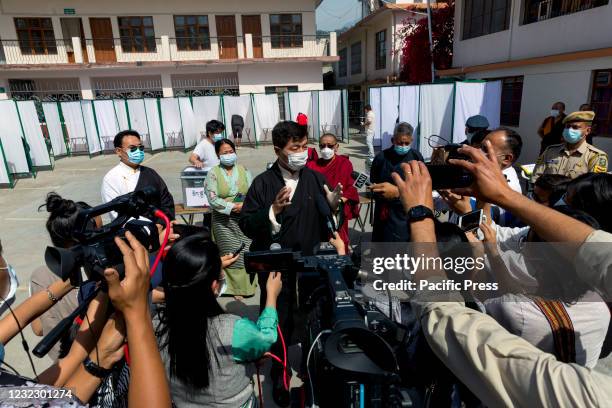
[{"left": 101, "top": 130, "right": 175, "bottom": 220}]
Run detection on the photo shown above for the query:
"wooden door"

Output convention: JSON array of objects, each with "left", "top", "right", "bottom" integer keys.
[
  {"left": 215, "top": 16, "right": 237, "bottom": 59},
  {"left": 89, "top": 18, "right": 116, "bottom": 63},
  {"left": 242, "top": 15, "right": 262, "bottom": 58}
]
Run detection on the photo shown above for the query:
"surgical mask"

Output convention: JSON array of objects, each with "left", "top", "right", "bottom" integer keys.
[
  {"left": 550, "top": 109, "right": 559, "bottom": 117},
  {"left": 320, "top": 147, "right": 335, "bottom": 160},
  {"left": 562, "top": 128, "right": 583, "bottom": 144},
  {"left": 287, "top": 150, "right": 308, "bottom": 171},
  {"left": 394, "top": 145, "right": 411, "bottom": 155},
  {"left": 220, "top": 153, "right": 237, "bottom": 167},
  {"left": 126, "top": 148, "right": 144, "bottom": 165},
  {"left": 216, "top": 277, "right": 227, "bottom": 298},
  {"left": 213, "top": 133, "right": 224, "bottom": 142},
  {"left": 466, "top": 132, "right": 476, "bottom": 143}
]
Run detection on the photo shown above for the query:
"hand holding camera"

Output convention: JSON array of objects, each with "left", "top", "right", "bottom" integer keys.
[{"left": 391, "top": 161, "right": 434, "bottom": 213}]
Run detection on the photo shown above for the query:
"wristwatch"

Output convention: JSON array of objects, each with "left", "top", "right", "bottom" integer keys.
[
  {"left": 406, "top": 205, "right": 434, "bottom": 223},
  {"left": 83, "top": 357, "right": 113, "bottom": 379}
]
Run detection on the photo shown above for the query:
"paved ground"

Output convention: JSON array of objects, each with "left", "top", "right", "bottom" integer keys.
[{"left": 1, "top": 131, "right": 610, "bottom": 405}]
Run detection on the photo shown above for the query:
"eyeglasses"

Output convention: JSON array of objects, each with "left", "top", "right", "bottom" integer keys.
[
  {"left": 125, "top": 145, "right": 145, "bottom": 153},
  {"left": 319, "top": 143, "right": 336, "bottom": 149}
]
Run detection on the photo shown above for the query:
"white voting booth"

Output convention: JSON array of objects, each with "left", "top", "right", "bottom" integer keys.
[{"left": 368, "top": 81, "right": 502, "bottom": 160}]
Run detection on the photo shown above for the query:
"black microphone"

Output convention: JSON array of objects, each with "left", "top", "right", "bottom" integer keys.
[
  {"left": 351, "top": 171, "right": 371, "bottom": 188},
  {"left": 315, "top": 191, "right": 336, "bottom": 238}
]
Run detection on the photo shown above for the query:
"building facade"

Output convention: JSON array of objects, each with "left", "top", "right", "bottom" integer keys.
[
  {"left": 441, "top": 0, "right": 612, "bottom": 163},
  {"left": 0, "top": 0, "right": 337, "bottom": 101}
]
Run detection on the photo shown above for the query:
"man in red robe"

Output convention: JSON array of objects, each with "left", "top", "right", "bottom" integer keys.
[{"left": 307, "top": 133, "right": 360, "bottom": 250}]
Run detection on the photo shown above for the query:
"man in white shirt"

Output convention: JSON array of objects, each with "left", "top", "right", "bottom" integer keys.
[
  {"left": 101, "top": 130, "right": 175, "bottom": 220},
  {"left": 189, "top": 120, "right": 224, "bottom": 170},
  {"left": 362, "top": 104, "right": 376, "bottom": 162}
]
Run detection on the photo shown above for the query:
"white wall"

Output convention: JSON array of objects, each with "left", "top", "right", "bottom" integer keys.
[
  {"left": 238, "top": 61, "right": 323, "bottom": 93},
  {"left": 453, "top": 0, "right": 612, "bottom": 67}
]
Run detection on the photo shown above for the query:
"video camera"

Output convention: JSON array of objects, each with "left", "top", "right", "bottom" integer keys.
[
  {"left": 245, "top": 245, "right": 412, "bottom": 407},
  {"left": 44, "top": 187, "right": 161, "bottom": 286},
  {"left": 426, "top": 135, "right": 473, "bottom": 190}
]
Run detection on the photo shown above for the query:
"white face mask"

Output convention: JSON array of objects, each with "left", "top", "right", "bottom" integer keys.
[
  {"left": 320, "top": 147, "right": 335, "bottom": 160},
  {"left": 287, "top": 150, "right": 308, "bottom": 171},
  {"left": 550, "top": 109, "right": 559, "bottom": 117}
]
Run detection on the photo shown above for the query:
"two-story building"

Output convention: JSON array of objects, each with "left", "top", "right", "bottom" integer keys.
[
  {"left": 440, "top": 0, "right": 612, "bottom": 163},
  {"left": 0, "top": 0, "right": 337, "bottom": 101}
]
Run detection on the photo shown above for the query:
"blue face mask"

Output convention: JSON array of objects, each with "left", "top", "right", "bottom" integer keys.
[
  {"left": 394, "top": 145, "right": 411, "bottom": 155},
  {"left": 0, "top": 342, "right": 4, "bottom": 364},
  {"left": 563, "top": 128, "right": 583, "bottom": 144},
  {"left": 127, "top": 148, "right": 145, "bottom": 165},
  {"left": 213, "top": 133, "right": 224, "bottom": 142},
  {"left": 220, "top": 152, "right": 237, "bottom": 167}
]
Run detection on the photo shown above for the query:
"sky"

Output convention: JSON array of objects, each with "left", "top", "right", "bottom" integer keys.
[{"left": 316, "top": 0, "right": 363, "bottom": 32}]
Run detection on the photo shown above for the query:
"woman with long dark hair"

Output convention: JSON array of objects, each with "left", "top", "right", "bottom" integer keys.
[{"left": 157, "top": 234, "right": 282, "bottom": 407}]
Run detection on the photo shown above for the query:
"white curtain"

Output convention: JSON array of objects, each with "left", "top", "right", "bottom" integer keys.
[
  {"left": 81, "top": 101, "right": 102, "bottom": 154},
  {"left": 144, "top": 98, "right": 164, "bottom": 151},
  {"left": 94, "top": 100, "right": 120, "bottom": 151},
  {"left": 61, "top": 101, "right": 89, "bottom": 154},
  {"left": 318, "top": 90, "right": 342, "bottom": 139},
  {"left": 126, "top": 99, "right": 150, "bottom": 149},
  {"left": 160, "top": 98, "right": 184, "bottom": 148},
  {"left": 223, "top": 95, "right": 255, "bottom": 141},
  {"left": 114, "top": 100, "right": 130, "bottom": 130},
  {"left": 16, "top": 101, "right": 51, "bottom": 167},
  {"left": 0, "top": 100, "right": 29, "bottom": 173},
  {"left": 253, "top": 93, "right": 280, "bottom": 143},
  {"left": 452, "top": 81, "right": 502, "bottom": 142},
  {"left": 42, "top": 103, "right": 68, "bottom": 157},
  {"left": 368, "top": 88, "right": 381, "bottom": 147},
  {"left": 192, "top": 96, "right": 222, "bottom": 140},
  {"left": 380, "top": 87, "right": 400, "bottom": 150},
  {"left": 178, "top": 98, "right": 198, "bottom": 149},
  {"left": 398, "top": 86, "right": 420, "bottom": 150},
  {"left": 419, "top": 84, "right": 455, "bottom": 160},
  {"left": 0, "top": 143, "right": 10, "bottom": 185},
  {"left": 287, "top": 92, "right": 315, "bottom": 137}
]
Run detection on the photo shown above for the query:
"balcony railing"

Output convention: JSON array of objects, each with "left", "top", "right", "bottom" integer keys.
[
  {"left": 0, "top": 33, "right": 336, "bottom": 66},
  {"left": 524, "top": 0, "right": 609, "bottom": 24}
]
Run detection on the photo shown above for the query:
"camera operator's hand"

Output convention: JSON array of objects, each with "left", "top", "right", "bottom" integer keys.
[
  {"left": 104, "top": 231, "right": 150, "bottom": 318},
  {"left": 91, "top": 313, "right": 126, "bottom": 370},
  {"left": 221, "top": 253, "right": 240, "bottom": 269},
  {"left": 158, "top": 221, "right": 180, "bottom": 251},
  {"left": 449, "top": 141, "right": 515, "bottom": 206},
  {"left": 272, "top": 186, "right": 292, "bottom": 216},
  {"left": 265, "top": 272, "right": 282, "bottom": 305},
  {"left": 391, "top": 161, "right": 434, "bottom": 213},
  {"left": 369, "top": 182, "right": 399, "bottom": 200},
  {"left": 439, "top": 190, "right": 472, "bottom": 215},
  {"left": 329, "top": 231, "right": 346, "bottom": 255},
  {"left": 324, "top": 183, "right": 343, "bottom": 211}
]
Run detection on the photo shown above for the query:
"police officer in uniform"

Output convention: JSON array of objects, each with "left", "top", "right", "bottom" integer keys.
[{"left": 532, "top": 111, "right": 608, "bottom": 182}]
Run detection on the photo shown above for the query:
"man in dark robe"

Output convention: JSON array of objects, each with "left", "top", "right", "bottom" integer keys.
[{"left": 239, "top": 121, "right": 341, "bottom": 406}]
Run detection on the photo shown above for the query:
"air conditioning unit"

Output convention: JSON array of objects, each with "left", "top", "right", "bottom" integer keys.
[{"left": 538, "top": 0, "right": 553, "bottom": 21}]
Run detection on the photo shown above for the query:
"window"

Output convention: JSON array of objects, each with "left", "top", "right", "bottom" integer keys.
[
  {"left": 270, "top": 14, "right": 303, "bottom": 48},
  {"left": 462, "top": 0, "right": 511, "bottom": 40},
  {"left": 498, "top": 76, "right": 524, "bottom": 127},
  {"left": 14, "top": 18, "right": 57, "bottom": 55},
  {"left": 338, "top": 48, "right": 347, "bottom": 77},
  {"left": 375, "top": 30, "right": 386, "bottom": 70},
  {"left": 351, "top": 42, "right": 362, "bottom": 75},
  {"left": 174, "top": 15, "right": 210, "bottom": 51},
  {"left": 590, "top": 69, "right": 612, "bottom": 137},
  {"left": 118, "top": 16, "right": 156, "bottom": 52},
  {"left": 523, "top": 0, "right": 608, "bottom": 25}
]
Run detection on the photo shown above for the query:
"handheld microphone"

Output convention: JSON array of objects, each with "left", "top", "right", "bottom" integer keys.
[{"left": 351, "top": 171, "right": 371, "bottom": 189}]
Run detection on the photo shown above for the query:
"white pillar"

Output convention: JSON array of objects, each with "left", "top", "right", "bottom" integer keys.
[
  {"left": 0, "top": 79, "right": 9, "bottom": 100},
  {"left": 161, "top": 35, "right": 171, "bottom": 61},
  {"left": 161, "top": 73, "right": 173, "bottom": 97},
  {"left": 72, "top": 37, "right": 84, "bottom": 63},
  {"left": 79, "top": 76, "right": 94, "bottom": 100},
  {"left": 329, "top": 32, "right": 337, "bottom": 57},
  {"left": 245, "top": 33, "right": 254, "bottom": 58}
]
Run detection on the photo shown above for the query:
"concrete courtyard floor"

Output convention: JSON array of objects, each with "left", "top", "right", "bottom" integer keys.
[{"left": 0, "top": 132, "right": 610, "bottom": 405}]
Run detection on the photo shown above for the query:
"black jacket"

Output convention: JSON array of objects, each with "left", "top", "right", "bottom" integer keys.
[{"left": 135, "top": 166, "right": 175, "bottom": 220}]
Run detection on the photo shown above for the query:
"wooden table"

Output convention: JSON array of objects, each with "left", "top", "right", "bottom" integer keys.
[
  {"left": 353, "top": 191, "right": 373, "bottom": 232},
  {"left": 175, "top": 203, "right": 211, "bottom": 225}
]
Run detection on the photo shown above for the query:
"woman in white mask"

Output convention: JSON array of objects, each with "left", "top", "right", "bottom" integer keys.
[
  {"left": 306, "top": 133, "right": 360, "bottom": 251},
  {"left": 204, "top": 139, "right": 255, "bottom": 299}
]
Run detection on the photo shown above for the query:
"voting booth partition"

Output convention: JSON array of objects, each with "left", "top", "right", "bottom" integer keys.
[
  {"left": 368, "top": 81, "right": 502, "bottom": 160},
  {"left": 0, "top": 90, "right": 349, "bottom": 188}
]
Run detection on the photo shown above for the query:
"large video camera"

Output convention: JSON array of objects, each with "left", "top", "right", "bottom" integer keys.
[
  {"left": 245, "top": 245, "right": 412, "bottom": 407},
  {"left": 44, "top": 187, "right": 161, "bottom": 285},
  {"left": 426, "top": 135, "right": 473, "bottom": 190}
]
